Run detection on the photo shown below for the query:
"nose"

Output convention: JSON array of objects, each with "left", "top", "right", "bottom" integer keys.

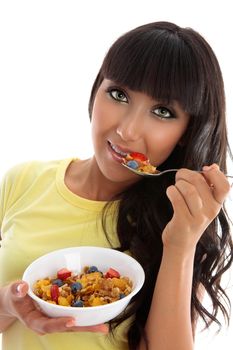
[{"left": 116, "top": 111, "right": 144, "bottom": 142}]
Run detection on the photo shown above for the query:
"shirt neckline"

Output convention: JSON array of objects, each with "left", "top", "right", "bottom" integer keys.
[{"left": 56, "top": 158, "right": 111, "bottom": 212}]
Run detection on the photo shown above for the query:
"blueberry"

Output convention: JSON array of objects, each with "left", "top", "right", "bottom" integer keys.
[
  {"left": 72, "top": 300, "right": 84, "bottom": 307},
  {"left": 126, "top": 160, "right": 139, "bottom": 169},
  {"left": 119, "top": 293, "right": 126, "bottom": 299},
  {"left": 87, "top": 266, "right": 98, "bottom": 273},
  {"left": 71, "top": 282, "right": 82, "bottom": 293},
  {"left": 52, "top": 279, "right": 63, "bottom": 287}
]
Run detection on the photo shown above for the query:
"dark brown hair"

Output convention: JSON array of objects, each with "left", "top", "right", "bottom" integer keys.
[{"left": 89, "top": 21, "right": 233, "bottom": 349}]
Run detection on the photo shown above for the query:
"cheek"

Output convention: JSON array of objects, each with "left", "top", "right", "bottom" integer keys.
[
  {"left": 156, "top": 128, "right": 182, "bottom": 145},
  {"left": 92, "top": 102, "right": 104, "bottom": 126},
  {"left": 91, "top": 97, "right": 114, "bottom": 133},
  {"left": 149, "top": 125, "right": 187, "bottom": 164}
]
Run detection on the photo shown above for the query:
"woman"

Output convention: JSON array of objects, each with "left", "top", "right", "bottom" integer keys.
[{"left": 0, "top": 21, "right": 232, "bottom": 350}]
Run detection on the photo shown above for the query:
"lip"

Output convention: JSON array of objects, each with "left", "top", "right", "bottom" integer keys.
[
  {"left": 107, "top": 140, "right": 149, "bottom": 167},
  {"left": 107, "top": 140, "right": 135, "bottom": 155},
  {"left": 107, "top": 141, "right": 126, "bottom": 164}
]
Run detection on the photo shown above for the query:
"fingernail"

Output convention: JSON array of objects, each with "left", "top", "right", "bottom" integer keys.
[
  {"left": 202, "top": 165, "right": 211, "bottom": 171},
  {"left": 16, "top": 284, "right": 25, "bottom": 296},
  {"left": 66, "top": 320, "right": 75, "bottom": 327},
  {"left": 203, "top": 164, "right": 219, "bottom": 171},
  {"left": 212, "top": 163, "right": 219, "bottom": 170}
]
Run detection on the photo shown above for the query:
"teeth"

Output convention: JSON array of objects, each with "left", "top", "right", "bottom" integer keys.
[{"left": 110, "top": 142, "right": 128, "bottom": 157}]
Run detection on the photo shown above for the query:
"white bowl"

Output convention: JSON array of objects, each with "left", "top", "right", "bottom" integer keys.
[{"left": 22, "top": 246, "right": 145, "bottom": 326}]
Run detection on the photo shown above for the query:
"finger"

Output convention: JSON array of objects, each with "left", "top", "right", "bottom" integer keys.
[
  {"left": 202, "top": 165, "right": 231, "bottom": 205},
  {"left": 10, "top": 281, "right": 29, "bottom": 299},
  {"left": 175, "top": 179, "right": 203, "bottom": 217},
  {"left": 166, "top": 185, "right": 192, "bottom": 219},
  {"left": 36, "top": 316, "right": 109, "bottom": 334},
  {"left": 70, "top": 323, "right": 109, "bottom": 334},
  {"left": 176, "top": 168, "right": 217, "bottom": 209},
  {"left": 24, "top": 312, "right": 74, "bottom": 334},
  {"left": 202, "top": 164, "right": 220, "bottom": 187}
]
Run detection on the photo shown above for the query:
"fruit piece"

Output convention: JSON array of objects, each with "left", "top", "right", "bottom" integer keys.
[
  {"left": 129, "top": 152, "right": 148, "bottom": 162},
  {"left": 119, "top": 293, "right": 126, "bottom": 299},
  {"left": 71, "top": 282, "right": 82, "bottom": 294},
  {"left": 52, "top": 279, "right": 64, "bottom": 287},
  {"left": 58, "top": 296, "right": 70, "bottom": 306},
  {"left": 57, "top": 268, "right": 72, "bottom": 280},
  {"left": 89, "top": 296, "right": 103, "bottom": 306},
  {"left": 112, "top": 277, "right": 127, "bottom": 290},
  {"left": 73, "top": 300, "right": 84, "bottom": 307},
  {"left": 50, "top": 284, "right": 59, "bottom": 303},
  {"left": 126, "top": 160, "right": 139, "bottom": 169},
  {"left": 105, "top": 268, "right": 120, "bottom": 278},
  {"left": 87, "top": 266, "right": 99, "bottom": 273}
]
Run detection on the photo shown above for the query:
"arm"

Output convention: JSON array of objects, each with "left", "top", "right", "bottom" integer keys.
[
  {"left": 138, "top": 246, "right": 196, "bottom": 350},
  {"left": 0, "top": 283, "right": 18, "bottom": 332},
  {"left": 0, "top": 232, "right": 17, "bottom": 331},
  {"left": 138, "top": 164, "right": 230, "bottom": 350}
]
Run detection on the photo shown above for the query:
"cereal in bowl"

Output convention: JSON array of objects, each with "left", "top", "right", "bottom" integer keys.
[{"left": 33, "top": 266, "right": 133, "bottom": 307}]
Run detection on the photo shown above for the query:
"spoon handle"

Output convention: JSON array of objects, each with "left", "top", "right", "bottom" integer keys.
[{"left": 157, "top": 169, "right": 233, "bottom": 178}]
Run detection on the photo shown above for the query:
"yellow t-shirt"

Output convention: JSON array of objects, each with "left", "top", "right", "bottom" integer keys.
[{"left": 0, "top": 158, "right": 130, "bottom": 350}]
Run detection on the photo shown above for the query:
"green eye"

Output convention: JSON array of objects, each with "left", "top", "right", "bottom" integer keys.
[
  {"left": 108, "top": 89, "right": 128, "bottom": 103},
  {"left": 153, "top": 107, "right": 174, "bottom": 119}
]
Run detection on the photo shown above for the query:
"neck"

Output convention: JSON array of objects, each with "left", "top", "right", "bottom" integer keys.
[{"left": 65, "top": 157, "right": 137, "bottom": 201}]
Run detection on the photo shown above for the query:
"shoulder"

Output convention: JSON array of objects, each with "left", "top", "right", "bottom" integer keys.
[
  {"left": 0, "top": 159, "right": 67, "bottom": 219},
  {"left": 1, "top": 159, "right": 63, "bottom": 188}
]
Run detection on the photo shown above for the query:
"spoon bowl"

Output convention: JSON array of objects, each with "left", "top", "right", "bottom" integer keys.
[{"left": 122, "top": 163, "right": 179, "bottom": 177}]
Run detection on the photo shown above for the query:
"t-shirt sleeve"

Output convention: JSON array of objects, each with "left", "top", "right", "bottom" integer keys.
[{"left": 0, "top": 162, "right": 34, "bottom": 228}]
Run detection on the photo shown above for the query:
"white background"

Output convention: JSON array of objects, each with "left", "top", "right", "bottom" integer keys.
[{"left": 0, "top": 0, "right": 232, "bottom": 349}]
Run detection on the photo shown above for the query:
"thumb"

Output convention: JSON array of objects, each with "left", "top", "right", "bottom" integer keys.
[{"left": 11, "top": 281, "right": 29, "bottom": 298}]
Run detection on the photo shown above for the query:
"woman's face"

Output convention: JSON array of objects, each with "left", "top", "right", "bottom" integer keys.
[{"left": 91, "top": 79, "right": 190, "bottom": 183}]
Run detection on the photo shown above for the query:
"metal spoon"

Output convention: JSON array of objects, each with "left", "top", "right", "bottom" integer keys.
[{"left": 122, "top": 163, "right": 233, "bottom": 178}]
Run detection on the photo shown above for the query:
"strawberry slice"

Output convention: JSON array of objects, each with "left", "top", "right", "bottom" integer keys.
[
  {"left": 105, "top": 268, "right": 120, "bottom": 278},
  {"left": 51, "top": 284, "right": 59, "bottom": 303},
  {"left": 129, "top": 152, "right": 148, "bottom": 162},
  {"left": 57, "top": 268, "right": 72, "bottom": 280}
]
